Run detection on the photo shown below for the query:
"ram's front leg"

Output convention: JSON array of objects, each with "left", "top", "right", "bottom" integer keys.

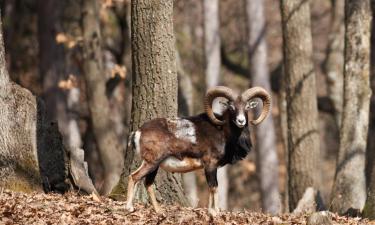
[{"left": 204, "top": 167, "right": 219, "bottom": 216}]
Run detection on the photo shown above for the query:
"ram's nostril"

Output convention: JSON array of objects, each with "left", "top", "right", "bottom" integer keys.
[{"left": 237, "top": 119, "right": 245, "bottom": 123}]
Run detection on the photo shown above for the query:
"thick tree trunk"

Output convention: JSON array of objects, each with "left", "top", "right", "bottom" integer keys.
[
  {"left": 363, "top": 3, "right": 375, "bottom": 219},
  {"left": 81, "top": 0, "right": 124, "bottom": 195},
  {"left": 324, "top": 0, "right": 345, "bottom": 128},
  {"left": 0, "top": 16, "right": 70, "bottom": 193},
  {"left": 111, "top": 0, "right": 188, "bottom": 206},
  {"left": 331, "top": 0, "right": 371, "bottom": 216},
  {"left": 203, "top": 0, "right": 228, "bottom": 210},
  {"left": 246, "top": 0, "right": 281, "bottom": 215},
  {"left": 280, "top": 0, "right": 320, "bottom": 211}
]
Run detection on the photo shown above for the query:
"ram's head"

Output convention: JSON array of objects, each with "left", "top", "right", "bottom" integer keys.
[{"left": 205, "top": 86, "right": 271, "bottom": 128}]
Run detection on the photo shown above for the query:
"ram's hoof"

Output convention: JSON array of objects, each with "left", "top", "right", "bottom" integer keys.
[
  {"left": 125, "top": 205, "right": 135, "bottom": 212},
  {"left": 208, "top": 208, "right": 219, "bottom": 217},
  {"left": 154, "top": 207, "right": 162, "bottom": 214}
]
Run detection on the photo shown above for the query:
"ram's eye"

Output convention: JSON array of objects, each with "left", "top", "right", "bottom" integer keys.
[
  {"left": 229, "top": 104, "right": 235, "bottom": 111},
  {"left": 246, "top": 101, "right": 258, "bottom": 110}
]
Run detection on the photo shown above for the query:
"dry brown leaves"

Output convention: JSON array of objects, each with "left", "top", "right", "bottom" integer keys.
[
  {"left": 58, "top": 75, "right": 78, "bottom": 90},
  {"left": 0, "top": 189, "right": 371, "bottom": 225}
]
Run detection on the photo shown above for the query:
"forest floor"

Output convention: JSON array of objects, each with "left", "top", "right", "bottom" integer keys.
[{"left": 0, "top": 190, "right": 372, "bottom": 225}]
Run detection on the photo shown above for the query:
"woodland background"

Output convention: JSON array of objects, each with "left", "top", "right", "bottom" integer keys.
[{"left": 0, "top": 0, "right": 375, "bottom": 224}]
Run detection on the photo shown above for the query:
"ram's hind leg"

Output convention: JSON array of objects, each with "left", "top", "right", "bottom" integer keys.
[
  {"left": 126, "top": 161, "right": 155, "bottom": 212},
  {"left": 145, "top": 167, "right": 160, "bottom": 212}
]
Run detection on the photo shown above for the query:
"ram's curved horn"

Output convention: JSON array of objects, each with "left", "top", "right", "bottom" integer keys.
[
  {"left": 241, "top": 87, "right": 271, "bottom": 125},
  {"left": 204, "top": 86, "right": 237, "bottom": 125}
]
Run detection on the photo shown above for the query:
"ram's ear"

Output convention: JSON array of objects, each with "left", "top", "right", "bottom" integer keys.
[{"left": 246, "top": 100, "right": 259, "bottom": 110}]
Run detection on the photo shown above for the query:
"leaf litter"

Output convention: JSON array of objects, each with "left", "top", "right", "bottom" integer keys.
[{"left": 0, "top": 189, "right": 372, "bottom": 225}]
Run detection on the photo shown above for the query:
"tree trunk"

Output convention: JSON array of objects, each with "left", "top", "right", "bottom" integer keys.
[
  {"left": 203, "top": 0, "right": 228, "bottom": 210},
  {"left": 81, "top": 0, "right": 124, "bottom": 195},
  {"left": 363, "top": 3, "right": 375, "bottom": 219},
  {"left": 246, "top": 0, "right": 281, "bottom": 215},
  {"left": 111, "top": 0, "right": 188, "bottom": 206},
  {"left": 204, "top": 0, "right": 221, "bottom": 88},
  {"left": 331, "top": 0, "right": 371, "bottom": 216},
  {"left": 0, "top": 16, "right": 70, "bottom": 193},
  {"left": 38, "top": 0, "right": 82, "bottom": 153},
  {"left": 177, "top": 50, "right": 199, "bottom": 207},
  {"left": 324, "top": 0, "right": 345, "bottom": 128},
  {"left": 280, "top": 0, "right": 320, "bottom": 211}
]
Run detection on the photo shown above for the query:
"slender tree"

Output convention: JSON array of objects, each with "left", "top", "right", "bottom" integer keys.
[
  {"left": 246, "top": 0, "right": 281, "bottom": 215},
  {"left": 280, "top": 0, "right": 320, "bottom": 211},
  {"left": 38, "top": 0, "right": 82, "bottom": 150},
  {"left": 331, "top": 0, "right": 371, "bottom": 215},
  {"left": 177, "top": 50, "right": 199, "bottom": 207},
  {"left": 111, "top": 0, "right": 188, "bottom": 206},
  {"left": 81, "top": 0, "right": 124, "bottom": 195},
  {"left": 203, "top": 0, "right": 228, "bottom": 210},
  {"left": 324, "top": 0, "right": 345, "bottom": 128}
]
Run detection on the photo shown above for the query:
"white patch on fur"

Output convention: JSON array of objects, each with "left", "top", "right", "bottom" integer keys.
[
  {"left": 235, "top": 113, "right": 246, "bottom": 127},
  {"left": 161, "top": 157, "right": 202, "bottom": 173},
  {"left": 134, "top": 131, "right": 141, "bottom": 155},
  {"left": 169, "top": 119, "right": 197, "bottom": 144}
]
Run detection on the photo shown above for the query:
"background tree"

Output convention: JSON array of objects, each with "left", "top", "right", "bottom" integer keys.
[
  {"left": 280, "top": 0, "right": 321, "bottom": 211},
  {"left": 246, "top": 0, "right": 281, "bottom": 215},
  {"left": 38, "top": 0, "right": 82, "bottom": 151},
  {"left": 81, "top": 0, "right": 124, "bottom": 195},
  {"left": 0, "top": 13, "right": 71, "bottom": 193},
  {"left": 111, "top": 0, "right": 188, "bottom": 206},
  {"left": 177, "top": 50, "right": 199, "bottom": 207},
  {"left": 331, "top": 0, "right": 371, "bottom": 215},
  {"left": 203, "top": 0, "right": 228, "bottom": 210},
  {"left": 324, "top": 0, "right": 345, "bottom": 128}
]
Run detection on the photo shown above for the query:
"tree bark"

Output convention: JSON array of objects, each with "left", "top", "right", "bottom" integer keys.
[
  {"left": 81, "top": 0, "right": 124, "bottom": 195},
  {"left": 363, "top": 2, "right": 375, "bottom": 219},
  {"left": 331, "top": 0, "right": 371, "bottom": 216},
  {"left": 0, "top": 15, "right": 70, "bottom": 193},
  {"left": 246, "top": 0, "right": 281, "bottom": 215},
  {"left": 324, "top": 0, "right": 345, "bottom": 128},
  {"left": 111, "top": 0, "right": 188, "bottom": 206},
  {"left": 280, "top": 0, "right": 320, "bottom": 211}
]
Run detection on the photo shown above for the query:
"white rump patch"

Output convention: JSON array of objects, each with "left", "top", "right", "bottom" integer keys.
[
  {"left": 134, "top": 131, "right": 141, "bottom": 155},
  {"left": 168, "top": 119, "right": 197, "bottom": 144}
]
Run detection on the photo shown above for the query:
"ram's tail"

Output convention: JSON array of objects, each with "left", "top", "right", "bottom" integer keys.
[
  {"left": 127, "top": 131, "right": 135, "bottom": 149},
  {"left": 127, "top": 131, "right": 141, "bottom": 155}
]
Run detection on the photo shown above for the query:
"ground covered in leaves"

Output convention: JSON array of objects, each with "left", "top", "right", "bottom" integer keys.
[{"left": 0, "top": 190, "right": 372, "bottom": 225}]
